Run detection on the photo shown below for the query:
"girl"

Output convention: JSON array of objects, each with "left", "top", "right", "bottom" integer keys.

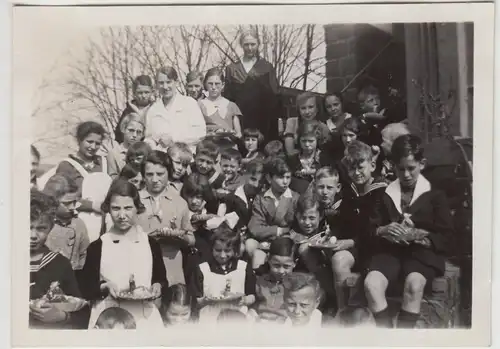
[
  {"left": 118, "top": 163, "right": 143, "bottom": 191},
  {"left": 288, "top": 122, "right": 330, "bottom": 194},
  {"left": 283, "top": 92, "right": 330, "bottom": 156},
  {"left": 186, "top": 71, "right": 205, "bottom": 101},
  {"left": 81, "top": 180, "right": 167, "bottom": 329},
  {"left": 54, "top": 121, "right": 112, "bottom": 243},
  {"left": 31, "top": 145, "right": 41, "bottom": 189},
  {"left": 241, "top": 128, "right": 265, "bottom": 168},
  {"left": 160, "top": 284, "right": 196, "bottom": 327},
  {"left": 198, "top": 67, "right": 243, "bottom": 138},
  {"left": 282, "top": 272, "right": 323, "bottom": 327},
  {"left": 94, "top": 307, "right": 137, "bottom": 329},
  {"left": 249, "top": 237, "right": 297, "bottom": 323},
  {"left": 107, "top": 112, "right": 145, "bottom": 179},
  {"left": 324, "top": 92, "right": 352, "bottom": 134},
  {"left": 125, "top": 141, "right": 152, "bottom": 169},
  {"left": 167, "top": 142, "right": 193, "bottom": 194},
  {"left": 189, "top": 224, "right": 256, "bottom": 324}
]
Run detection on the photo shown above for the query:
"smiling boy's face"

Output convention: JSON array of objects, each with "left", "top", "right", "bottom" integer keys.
[
  {"left": 347, "top": 159, "right": 375, "bottom": 186},
  {"left": 195, "top": 154, "right": 216, "bottom": 175},
  {"left": 221, "top": 157, "right": 240, "bottom": 180},
  {"left": 284, "top": 286, "right": 319, "bottom": 326},
  {"left": 296, "top": 207, "right": 320, "bottom": 235},
  {"left": 268, "top": 255, "right": 295, "bottom": 281}
]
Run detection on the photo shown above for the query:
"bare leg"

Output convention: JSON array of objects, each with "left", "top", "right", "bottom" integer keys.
[
  {"left": 331, "top": 250, "right": 355, "bottom": 310},
  {"left": 397, "top": 272, "right": 427, "bottom": 328}
]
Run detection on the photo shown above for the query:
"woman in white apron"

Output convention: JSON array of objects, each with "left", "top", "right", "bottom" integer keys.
[
  {"left": 39, "top": 121, "right": 113, "bottom": 242},
  {"left": 80, "top": 179, "right": 167, "bottom": 329}
]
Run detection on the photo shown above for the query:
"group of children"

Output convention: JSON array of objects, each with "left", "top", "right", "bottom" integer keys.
[{"left": 29, "top": 77, "right": 454, "bottom": 330}]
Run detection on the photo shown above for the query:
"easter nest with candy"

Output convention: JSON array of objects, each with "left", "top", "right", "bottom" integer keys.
[
  {"left": 307, "top": 233, "right": 339, "bottom": 249},
  {"left": 30, "top": 281, "right": 88, "bottom": 312},
  {"left": 205, "top": 293, "right": 244, "bottom": 304},
  {"left": 116, "top": 286, "right": 156, "bottom": 301}
]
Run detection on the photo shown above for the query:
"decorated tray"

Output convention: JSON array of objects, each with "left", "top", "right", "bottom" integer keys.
[
  {"left": 308, "top": 233, "right": 338, "bottom": 249},
  {"left": 30, "top": 296, "right": 88, "bottom": 312},
  {"left": 205, "top": 293, "right": 244, "bottom": 303},
  {"left": 116, "top": 286, "right": 156, "bottom": 301}
]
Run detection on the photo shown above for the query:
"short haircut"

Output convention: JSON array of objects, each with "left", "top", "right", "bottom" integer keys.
[
  {"left": 210, "top": 223, "right": 240, "bottom": 252},
  {"left": 156, "top": 66, "right": 179, "bottom": 81},
  {"left": 120, "top": 112, "right": 145, "bottom": 134},
  {"left": 203, "top": 67, "right": 224, "bottom": 85},
  {"left": 101, "top": 179, "right": 146, "bottom": 214},
  {"left": 181, "top": 173, "right": 212, "bottom": 201},
  {"left": 314, "top": 166, "right": 340, "bottom": 183},
  {"left": 297, "top": 120, "right": 324, "bottom": 144},
  {"left": 344, "top": 140, "right": 374, "bottom": 166},
  {"left": 340, "top": 117, "right": 366, "bottom": 136},
  {"left": 167, "top": 142, "right": 192, "bottom": 164},
  {"left": 357, "top": 85, "right": 380, "bottom": 103},
  {"left": 282, "top": 272, "right": 323, "bottom": 301},
  {"left": 244, "top": 158, "right": 264, "bottom": 175},
  {"left": 31, "top": 145, "right": 40, "bottom": 160},
  {"left": 269, "top": 237, "right": 297, "bottom": 259},
  {"left": 221, "top": 148, "right": 242, "bottom": 163},
  {"left": 381, "top": 123, "right": 410, "bottom": 143},
  {"left": 76, "top": 121, "right": 106, "bottom": 143},
  {"left": 162, "top": 283, "right": 193, "bottom": 309},
  {"left": 95, "top": 307, "right": 137, "bottom": 330},
  {"left": 195, "top": 139, "right": 220, "bottom": 161},
  {"left": 390, "top": 134, "right": 425, "bottom": 163},
  {"left": 296, "top": 193, "right": 320, "bottom": 216},
  {"left": 186, "top": 70, "right": 204, "bottom": 84},
  {"left": 119, "top": 163, "right": 141, "bottom": 180},
  {"left": 132, "top": 75, "right": 153, "bottom": 90},
  {"left": 43, "top": 174, "right": 79, "bottom": 200},
  {"left": 264, "top": 156, "right": 291, "bottom": 178},
  {"left": 242, "top": 128, "right": 264, "bottom": 146},
  {"left": 30, "top": 189, "right": 58, "bottom": 226},
  {"left": 264, "top": 140, "right": 285, "bottom": 158},
  {"left": 141, "top": 150, "right": 170, "bottom": 176},
  {"left": 126, "top": 141, "right": 152, "bottom": 164}
]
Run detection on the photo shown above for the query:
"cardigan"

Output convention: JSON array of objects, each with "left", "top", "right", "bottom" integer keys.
[{"left": 79, "top": 234, "right": 168, "bottom": 301}]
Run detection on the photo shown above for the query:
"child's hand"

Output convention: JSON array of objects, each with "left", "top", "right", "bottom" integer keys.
[
  {"left": 30, "top": 302, "right": 67, "bottom": 323},
  {"left": 239, "top": 295, "right": 255, "bottom": 307},
  {"left": 413, "top": 237, "right": 432, "bottom": 248},
  {"left": 332, "top": 239, "right": 355, "bottom": 251},
  {"left": 151, "top": 283, "right": 162, "bottom": 299},
  {"left": 158, "top": 134, "right": 173, "bottom": 148},
  {"left": 102, "top": 281, "right": 120, "bottom": 298},
  {"left": 378, "top": 223, "right": 410, "bottom": 245}
]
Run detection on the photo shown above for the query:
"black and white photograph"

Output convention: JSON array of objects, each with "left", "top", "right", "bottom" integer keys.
[{"left": 11, "top": 2, "right": 493, "bottom": 347}]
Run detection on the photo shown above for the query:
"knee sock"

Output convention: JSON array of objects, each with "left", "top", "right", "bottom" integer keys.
[
  {"left": 397, "top": 309, "right": 420, "bottom": 329},
  {"left": 373, "top": 307, "right": 392, "bottom": 328}
]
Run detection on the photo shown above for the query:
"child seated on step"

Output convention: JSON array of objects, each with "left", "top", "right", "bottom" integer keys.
[{"left": 364, "top": 134, "right": 453, "bottom": 329}]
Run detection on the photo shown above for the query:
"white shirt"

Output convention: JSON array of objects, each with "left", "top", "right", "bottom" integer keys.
[
  {"left": 263, "top": 188, "right": 293, "bottom": 208},
  {"left": 145, "top": 93, "right": 206, "bottom": 150}
]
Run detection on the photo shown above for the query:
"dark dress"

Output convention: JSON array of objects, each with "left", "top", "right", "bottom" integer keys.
[{"left": 224, "top": 57, "right": 282, "bottom": 142}]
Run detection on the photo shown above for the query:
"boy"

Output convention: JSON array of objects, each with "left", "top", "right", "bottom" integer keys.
[
  {"left": 364, "top": 134, "right": 453, "bottom": 328},
  {"left": 220, "top": 148, "right": 246, "bottom": 193},
  {"left": 192, "top": 139, "right": 225, "bottom": 192},
  {"left": 247, "top": 157, "right": 299, "bottom": 269},
  {"left": 166, "top": 142, "right": 193, "bottom": 194},
  {"left": 43, "top": 174, "right": 90, "bottom": 272},
  {"left": 334, "top": 141, "right": 388, "bottom": 310},
  {"left": 29, "top": 189, "right": 89, "bottom": 329}
]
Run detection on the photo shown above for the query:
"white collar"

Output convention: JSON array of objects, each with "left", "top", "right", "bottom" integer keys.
[
  {"left": 263, "top": 188, "right": 293, "bottom": 201},
  {"left": 234, "top": 185, "right": 248, "bottom": 206},
  {"left": 385, "top": 175, "right": 431, "bottom": 214}
]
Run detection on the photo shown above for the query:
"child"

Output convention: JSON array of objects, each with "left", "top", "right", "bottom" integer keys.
[
  {"left": 249, "top": 237, "right": 297, "bottom": 323},
  {"left": 198, "top": 68, "right": 243, "bottom": 138},
  {"left": 334, "top": 306, "right": 375, "bottom": 328},
  {"left": 283, "top": 92, "right": 330, "bottom": 156},
  {"left": 247, "top": 157, "right": 299, "bottom": 269},
  {"left": 220, "top": 148, "right": 246, "bottom": 193},
  {"left": 186, "top": 71, "right": 205, "bottom": 100},
  {"left": 166, "top": 142, "right": 193, "bottom": 194},
  {"left": 241, "top": 128, "right": 265, "bottom": 167},
  {"left": 288, "top": 121, "right": 331, "bottom": 194},
  {"left": 380, "top": 122, "right": 411, "bottom": 182},
  {"left": 189, "top": 224, "right": 256, "bottom": 324},
  {"left": 31, "top": 145, "right": 41, "bottom": 189},
  {"left": 323, "top": 92, "right": 352, "bottom": 133},
  {"left": 311, "top": 167, "right": 343, "bottom": 229},
  {"left": 364, "top": 134, "right": 453, "bottom": 329},
  {"left": 160, "top": 284, "right": 195, "bottom": 327},
  {"left": 125, "top": 141, "right": 153, "bottom": 169},
  {"left": 29, "top": 190, "right": 89, "bottom": 329},
  {"left": 118, "top": 163, "right": 144, "bottom": 190},
  {"left": 264, "top": 140, "right": 286, "bottom": 159},
  {"left": 192, "top": 139, "right": 225, "bottom": 190},
  {"left": 115, "top": 75, "right": 154, "bottom": 143},
  {"left": 108, "top": 112, "right": 146, "bottom": 178},
  {"left": 282, "top": 272, "right": 323, "bottom": 327},
  {"left": 94, "top": 307, "right": 137, "bottom": 329},
  {"left": 43, "top": 174, "right": 90, "bottom": 272}
]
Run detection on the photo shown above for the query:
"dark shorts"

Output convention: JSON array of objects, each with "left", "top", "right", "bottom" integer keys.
[{"left": 366, "top": 253, "right": 437, "bottom": 285}]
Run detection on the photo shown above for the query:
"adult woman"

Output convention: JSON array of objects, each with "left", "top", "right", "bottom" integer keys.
[
  {"left": 80, "top": 180, "right": 167, "bottom": 329},
  {"left": 224, "top": 29, "right": 282, "bottom": 142},
  {"left": 43, "top": 121, "right": 113, "bottom": 242},
  {"left": 144, "top": 66, "right": 206, "bottom": 152}
]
